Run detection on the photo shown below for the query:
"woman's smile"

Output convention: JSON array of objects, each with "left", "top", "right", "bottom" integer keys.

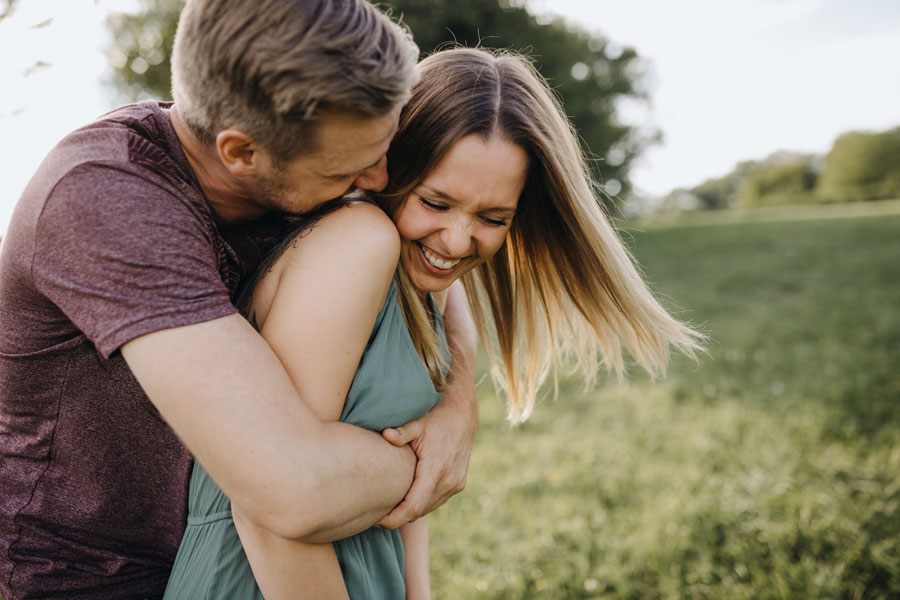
[{"left": 418, "top": 243, "right": 463, "bottom": 272}]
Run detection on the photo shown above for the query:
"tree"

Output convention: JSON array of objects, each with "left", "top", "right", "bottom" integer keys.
[
  {"left": 690, "top": 159, "right": 764, "bottom": 210},
  {"left": 739, "top": 162, "right": 817, "bottom": 207},
  {"left": 107, "top": 0, "right": 654, "bottom": 201},
  {"left": 106, "top": 0, "right": 182, "bottom": 102},
  {"left": 738, "top": 153, "right": 818, "bottom": 207},
  {"left": 817, "top": 128, "right": 900, "bottom": 202},
  {"left": 380, "top": 0, "right": 652, "bottom": 200},
  {"left": 690, "top": 174, "right": 736, "bottom": 210}
]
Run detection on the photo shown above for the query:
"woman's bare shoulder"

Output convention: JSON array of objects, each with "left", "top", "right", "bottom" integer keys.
[
  {"left": 281, "top": 201, "right": 399, "bottom": 265},
  {"left": 246, "top": 202, "right": 399, "bottom": 329}
]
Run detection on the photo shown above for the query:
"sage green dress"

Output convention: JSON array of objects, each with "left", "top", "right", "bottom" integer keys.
[{"left": 163, "top": 281, "right": 446, "bottom": 599}]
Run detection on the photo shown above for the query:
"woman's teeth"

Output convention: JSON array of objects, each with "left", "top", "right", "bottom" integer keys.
[{"left": 422, "top": 245, "right": 461, "bottom": 270}]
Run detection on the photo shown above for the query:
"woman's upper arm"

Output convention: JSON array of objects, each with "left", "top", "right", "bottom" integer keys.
[{"left": 259, "top": 202, "right": 400, "bottom": 421}]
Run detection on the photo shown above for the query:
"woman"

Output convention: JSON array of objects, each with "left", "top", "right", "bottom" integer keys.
[{"left": 164, "top": 47, "right": 703, "bottom": 599}]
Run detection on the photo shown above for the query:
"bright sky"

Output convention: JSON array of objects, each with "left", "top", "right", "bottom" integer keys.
[
  {"left": 530, "top": 0, "right": 900, "bottom": 198},
  {"left": 2, "top": 0, "right": 899, "bottom": 233}
]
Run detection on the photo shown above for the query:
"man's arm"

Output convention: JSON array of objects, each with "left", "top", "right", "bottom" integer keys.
[
  {"left": 36, "top": 163, "right": 417, "bottom": 541},
  {"left": 123, "top": 254, "right": 478, "bottom": 540},
  {"left": 122, "top": 313, "right": 415, "bottom": 541}
]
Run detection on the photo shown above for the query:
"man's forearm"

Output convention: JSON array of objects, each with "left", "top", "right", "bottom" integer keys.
[
  {"left": 441, "top": 347, "right": 477, "bottom": 431},
  {"left": 124, "top": 314, "right": 417, "bottom": 542},
  {"left": 286, "top": 421, "right": 417, "bottom": 542},
  {"left": 441, "top": 280, "right": 478, "bottom": 433}
]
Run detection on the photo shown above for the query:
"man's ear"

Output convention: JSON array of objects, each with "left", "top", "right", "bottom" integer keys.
[{"left": 216, "top": 129, "right": 259, "bottom": 177}]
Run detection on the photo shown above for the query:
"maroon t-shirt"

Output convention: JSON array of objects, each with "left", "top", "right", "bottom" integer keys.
[{"left": 0, "top": 102, "right": 288, "bottom": 599}]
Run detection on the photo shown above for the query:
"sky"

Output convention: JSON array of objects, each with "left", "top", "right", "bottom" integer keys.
[
  {"left": 1, "top": 0, "right": 899, "bottom": 233},
  {"left": 529, "top": 0, "right": 900, "bottom": 199}
]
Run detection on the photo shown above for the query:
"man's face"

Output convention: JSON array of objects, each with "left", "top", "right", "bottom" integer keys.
[{"left": 254, "top": 106, "right": 401, "bottom": 215}]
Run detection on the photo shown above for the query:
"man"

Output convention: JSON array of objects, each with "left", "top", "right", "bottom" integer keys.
[{"left": 0, "top": 1, "right": 477, "bottom": 598}]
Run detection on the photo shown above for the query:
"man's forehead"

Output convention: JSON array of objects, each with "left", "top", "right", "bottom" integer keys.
[
  {"left": 320, "top": 106, "right": 399, "bottom": 142},
  {"left": 311, "top": 107, "right": 400, "bottom": 173}
]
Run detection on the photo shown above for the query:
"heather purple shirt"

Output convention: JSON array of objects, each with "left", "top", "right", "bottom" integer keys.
[{"left": 0, "top": 102, "right": 288, "bottom": 599}]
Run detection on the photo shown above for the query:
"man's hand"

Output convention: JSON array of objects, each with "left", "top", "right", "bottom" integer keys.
[
  {"left": 378, "top": 281, "right": 478, "bottom": 528},
  {"left": 378, "top": 390, "right": 476, "bottom": 527}
]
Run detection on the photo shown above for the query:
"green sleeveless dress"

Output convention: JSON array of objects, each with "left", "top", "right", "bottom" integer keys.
[{"left": 163, "top": 280, "right": 446, "bottom": 599}]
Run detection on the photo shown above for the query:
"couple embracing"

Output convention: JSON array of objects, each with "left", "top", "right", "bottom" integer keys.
[{"left": 0, "top": 0, "right": 702, "bottom": 598}]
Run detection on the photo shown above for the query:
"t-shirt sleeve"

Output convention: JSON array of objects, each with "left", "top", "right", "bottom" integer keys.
[{"left": 32, "top": 162, "right": 238, "bottom": 358}]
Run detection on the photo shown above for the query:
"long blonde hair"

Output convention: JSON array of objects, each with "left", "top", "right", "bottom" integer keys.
[{"left": 375, "top": 47, "right": 705, "bottom": 422}]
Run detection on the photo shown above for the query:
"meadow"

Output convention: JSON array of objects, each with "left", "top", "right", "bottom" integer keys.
[{"left": 429, "top": 202, "right": 900, "bottom": 598}]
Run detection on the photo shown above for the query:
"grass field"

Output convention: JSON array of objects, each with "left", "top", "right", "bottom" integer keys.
[{"left": 429, "top": 203, "right": 900, "bottom": 598}]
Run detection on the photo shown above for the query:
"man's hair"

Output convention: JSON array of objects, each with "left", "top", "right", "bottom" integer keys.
[{"left": 171, "top": 0, "right": 419, "bottom": 161}]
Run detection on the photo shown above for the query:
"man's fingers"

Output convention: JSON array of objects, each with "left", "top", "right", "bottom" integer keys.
[
  {"left": 381, "top": 418, "right": 424, "bottom": 447},
  {"left": 377, "top": 457, "right": 450, "bottom": 528},
  {"left": 377, "top": 465, "right": 465, "bottom": 530},
  {"left": 377, "top": 498, "right": 416, "bottom": 530},
  {"left": 380, "top": 392, "right": 475, "bottom": 528},
  {"left": 378, "top": 487, "right": 428, "bottom": 529}
]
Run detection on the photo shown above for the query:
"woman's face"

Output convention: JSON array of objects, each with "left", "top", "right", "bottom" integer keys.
[{"left": 394, "top": 134, "right": 529, "bottom": 295}]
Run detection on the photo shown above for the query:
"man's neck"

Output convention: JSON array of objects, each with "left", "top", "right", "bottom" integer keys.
[{"left": 170, "top": 106, "right": 267, "bottom": 223}]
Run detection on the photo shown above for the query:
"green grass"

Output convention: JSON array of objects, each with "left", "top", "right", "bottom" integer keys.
[
  {"left": 634, "top": 198, "right": 900, "bottom": 230},
  {"left": 429, "top": 204, "right": 900, "bottom": 598},
  {"left": 2, "top": 205, "right": 895, "bottom": 600}
]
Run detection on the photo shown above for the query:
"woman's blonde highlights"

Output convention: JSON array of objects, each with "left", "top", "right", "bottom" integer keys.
[{"left": 376, "top": 47, "right": 705, "bottom": 422}]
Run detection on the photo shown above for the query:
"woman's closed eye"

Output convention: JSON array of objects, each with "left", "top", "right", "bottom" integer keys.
[
  {"left": 419, "top": 196, "right": 449, "bottom": 211},
  {"left": 480, "top": 215, "right": 510, "bottom": 227}
]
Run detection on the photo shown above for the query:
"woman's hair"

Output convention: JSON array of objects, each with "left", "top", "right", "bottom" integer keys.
[
  {"left": 373, "top": 47, "right": 706, "bottom": 423},
  {"left": 171, "top": 0, "right": 419, "bottom": 162}
]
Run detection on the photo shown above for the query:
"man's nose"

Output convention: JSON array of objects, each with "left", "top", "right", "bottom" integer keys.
[{"left": 353, "top": 156, "right": 389, "bottom": 192}]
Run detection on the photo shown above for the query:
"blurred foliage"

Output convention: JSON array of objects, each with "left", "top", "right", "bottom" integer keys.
[
  {"left": 106, "top": 0, "right": 182, "bottom": 102},
  {"left": 818, "top": 127, "right": 900, "bottom": 202},
  {"left": 680, "top": 128, "right": 900, "bottom": 212},
  {"left": 106, "top": 0, "right": 654, "bottom": 201},
  {"left": 689, "top": 159, "right": 762, "bottom": 210},
  {"left": 738, "top": 156, "right": 818, "bottom": 208},
  {"left": 0, "top": 0, "right": 16, "bottom": 21},
  {"left": 380, "top": 0, "right": 652, "bottom": 199},
  {"left": 431, "top": 205, "right": 900, "bottom": 598},
  {"left": 691, "top": 173, "right": 739, "bottom": 210}
]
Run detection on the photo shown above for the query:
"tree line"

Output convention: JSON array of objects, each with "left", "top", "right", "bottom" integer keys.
[{"left": 678, "top": 127, "right": 900, "bottom": 210}]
